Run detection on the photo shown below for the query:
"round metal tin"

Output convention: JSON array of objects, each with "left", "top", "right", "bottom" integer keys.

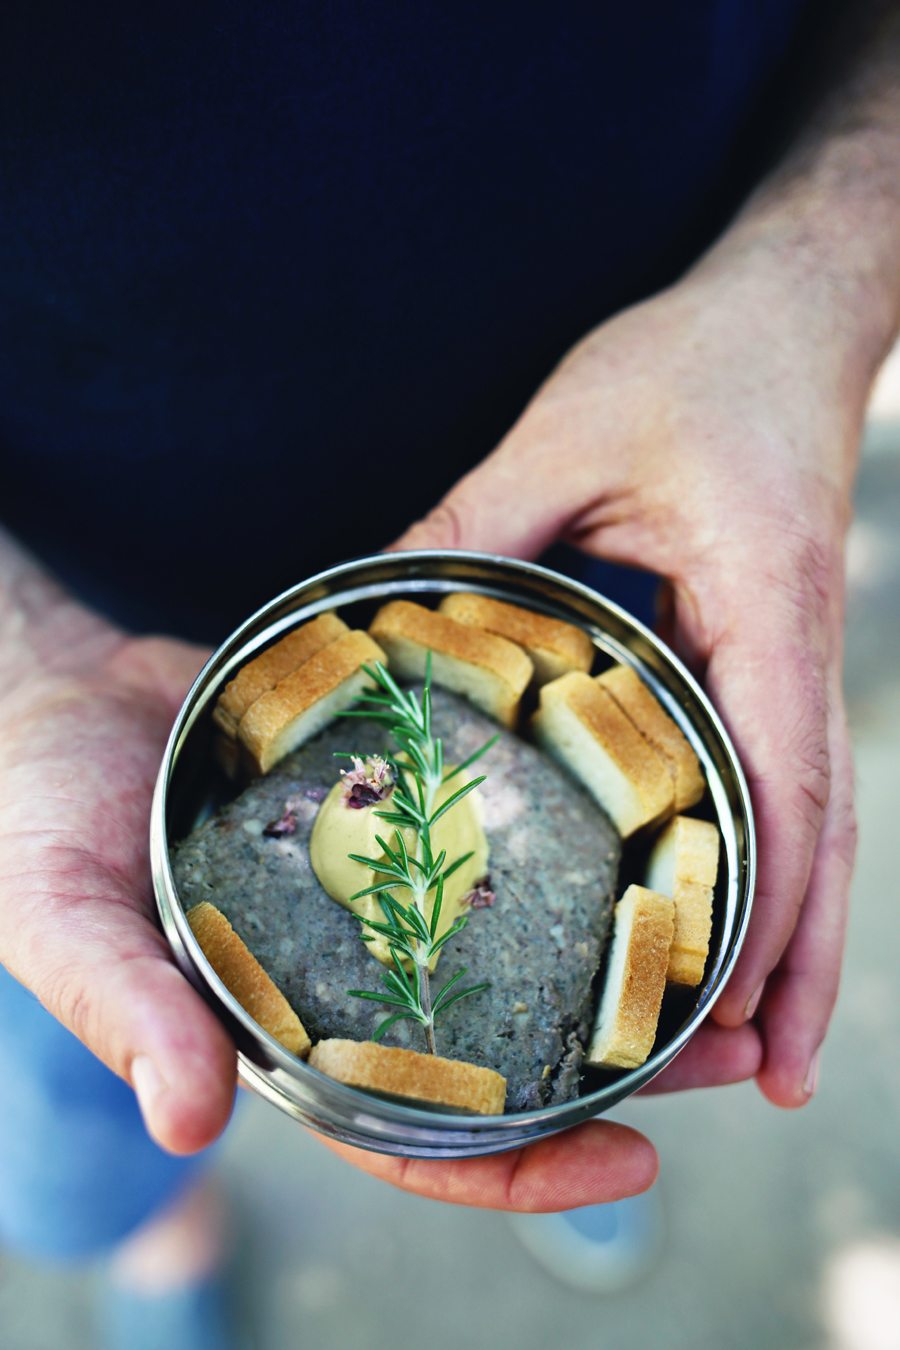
[{"left": 150, "top": 550, "right": 755, "bottom": 1158}]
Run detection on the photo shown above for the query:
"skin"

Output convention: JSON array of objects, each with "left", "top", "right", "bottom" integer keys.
[{"left": 0, "top": 4, "right": 898, "bottom": 1213}]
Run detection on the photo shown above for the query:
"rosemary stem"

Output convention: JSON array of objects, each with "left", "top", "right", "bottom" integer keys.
[
  {"left": 419, "top": 962, "right": 436, "bottom": 1054},
  {"left": 410, "top": 766, "right": 441, "bottom": 1053},
  {"left": 344, "top": 659, "right": 493, "bottom": 1052}
]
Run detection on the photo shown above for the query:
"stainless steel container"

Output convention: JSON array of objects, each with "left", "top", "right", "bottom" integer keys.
[{"left": 150, "top": 550, "right": 755, "bottom": 1158}]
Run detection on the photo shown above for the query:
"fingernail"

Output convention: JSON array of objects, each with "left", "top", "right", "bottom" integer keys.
[
  {"left": 744, "top": 984, "right": 764, "bottom": 1020},
  {"left": 132, "top": 1055, "right": 165, "bottom": 1123},
  {"left": 803, "top": 1049, "right": 821, "bottom": 1099}
]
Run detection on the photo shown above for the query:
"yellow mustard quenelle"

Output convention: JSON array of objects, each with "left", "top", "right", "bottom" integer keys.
[{"left": 308, "top": 767, "right": 488, "bottom": 970}]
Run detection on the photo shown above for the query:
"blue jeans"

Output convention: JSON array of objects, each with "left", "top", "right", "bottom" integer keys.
[{"left": 0, "top": 966, "right": 213, "bottom": 1262}]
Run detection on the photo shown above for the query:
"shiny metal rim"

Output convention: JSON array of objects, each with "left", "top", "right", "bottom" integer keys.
[{"left": 150, "top": 549, "right": 755, "bottom": 1157}]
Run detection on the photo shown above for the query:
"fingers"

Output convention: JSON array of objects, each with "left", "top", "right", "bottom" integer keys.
[
  {"left": 0, "top": 848, "right": 238, "bottom": 1154},
  {"left": 690, "top": 531, "right": 854, "bottom": 1105},
  {"left": 317, "top": 1024, "right": 762, "bottom": 1206},
  {"left": 753, "top": 694, "right": 856, "bottom": 1106},
  {"left": 316, "top": 1025, "right": 760, "bottom": 1206},
  {"left": 315, "top": 1119, "right": 658, "bottom": 1212},
  {"left": 706, "top": 624, "right": 831, "bottom": 1029},
  {"left": 639, "top": 1020, "right": 763, "bottom": 1094}
]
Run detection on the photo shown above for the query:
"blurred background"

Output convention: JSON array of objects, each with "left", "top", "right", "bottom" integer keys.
[{"left": 2, "top": 351, "right": 899, "bottom": 1350}]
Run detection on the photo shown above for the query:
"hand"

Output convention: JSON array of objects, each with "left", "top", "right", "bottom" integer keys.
[
  {"left": 313, "top": 1019, "right": 760, "bottom": 1209},
  {"left": 0, "top": 624, "right": 236, "bottom": 1154},
  {"left": 389, "top": 253, "right": 866, "bottom": 1112},
  {"left": 0, "top": 603, "right": 684, "bottom": 1206},
  {"left": 0, "top": 586, "right": 757, "bottom": 1210}
]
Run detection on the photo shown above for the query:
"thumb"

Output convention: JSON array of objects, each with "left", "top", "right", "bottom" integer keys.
[
  {"left": 2, "top": 856, "right": 238, "bottom": 1156},
  {"left": 387, "top": 437, "right": 575, "bottom": 559}
]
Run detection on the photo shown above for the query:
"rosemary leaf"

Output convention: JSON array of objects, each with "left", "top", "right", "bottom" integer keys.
[
  {"left": 430, "top": 873, "right": 445, "bottom": 939},
  {"left": 371, "top": 1011, "right": 422, "bottom": 1040},
  {"left": 346, "top": 990, "right": 411, "bottom": 1007},
  {"left": 348, "top": 881, "right": 402, "bottom": 901},
  {"left": 346, "top": 853, "right": 407, "bottom": 881},
  {"left": 441, "top": 733, "right": 500, "bottom": 783},
  {"left": 431, "top": 966, "right": 466, "bottom": 1006},
  {"left": 440, "top": 850, "right": 475, "bottom": 882},
  {"left": 373, "top": 833, "right": 403, "bottom": 867},
  {"left": 432, "top": 981, "right": 491, "bottom": 1018},
  {"left": 370, "top": 810, "right": 413, "bottom": 827},
  {"left": 428, "top": 916, "right": 469, "bottom": 956},
  {"left": 427, "top": 775, "right": 486, "bottom": 828}
]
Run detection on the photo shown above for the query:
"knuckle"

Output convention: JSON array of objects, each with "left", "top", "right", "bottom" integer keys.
[
  {"left": 793, "top": 736, "right": 832, "bottom": 836},
  {"left": 402, "top": 497, "right": 467, "bottom": 551},
  {"left": 51, "top": 966, "right": 98, "bottom": 1050},
  {"left": 764, "top": 650, "right": 832, "bottom": 835},
  {"left": 711, "top": 502, "right": 839, "bottom": 641},
  {"left": 761, "top": 517, "right": 839, "bottom": 635},
  {"left": 793, "top": 750, "right": 831, "bottom": 842}
]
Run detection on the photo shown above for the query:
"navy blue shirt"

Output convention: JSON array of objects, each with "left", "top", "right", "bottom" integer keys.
[{"left": 1, "top": 3, "right": 811, "bottom": 639}]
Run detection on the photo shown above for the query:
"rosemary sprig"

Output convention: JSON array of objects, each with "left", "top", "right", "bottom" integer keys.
[{"left": 337, "top": 651, "right": 497, "bottom": 1053}]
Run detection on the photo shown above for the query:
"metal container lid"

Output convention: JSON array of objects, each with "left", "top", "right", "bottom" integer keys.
[{"left": 150, "top": 550, "right": 755, "bottom": 1158}]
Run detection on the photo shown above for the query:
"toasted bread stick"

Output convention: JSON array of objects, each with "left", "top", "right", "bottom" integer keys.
[
  {"left": 309, "top": 1039, "right": 507, "bottom": 1114},
  {"left": 645, "top": 815, "right": 720, "bottom": 895},
  {"left": 187, "top": 901, "right": 311, "bottom": 1057},
  {"left": 531, "top": 672, "right": 674, "bottom": 836},
  {"left": 645, "top": 815, "right": 718, "bottom": 987},
  {"left": 665, "top": 879, "right": 714, "bottom": 987},
  {"left": 237, "top": 629, "right": 386, "bottom": 774},
  {"left": 438, "top": 592, "right": 594, "bottom": 684},
  {"left": 213, "top": 612, "right": 349, "bottom": 738},
  {"left": 369, "top": 600, "right": 532, "bottom": 728},
  {"left": 585, "top": 885, "right": 675, "bottom": 1070},
  {"left": 596, "top": 665, "right": 704, "bottom": 812}
]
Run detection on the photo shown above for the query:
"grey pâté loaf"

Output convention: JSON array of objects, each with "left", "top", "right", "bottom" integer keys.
[{"left": 171, "top": 687, "right": 621, "bottom": 1111}]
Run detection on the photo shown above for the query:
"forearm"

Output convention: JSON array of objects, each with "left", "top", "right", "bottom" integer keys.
[
  {"left": 692, "top": 1, "right": 900, "bottom": 422},
  {"left": 0, "top": 525, "right": 121, "bottom": 695}
]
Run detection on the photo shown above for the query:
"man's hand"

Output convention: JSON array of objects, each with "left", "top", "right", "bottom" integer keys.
[
  {"left": 0, "top": 539, "right": 676, "bottom": 1206},
  {"left": 382, "top": 0, "right": 900, "bottom": 1129},
  {"left": 0, "top": 537, "right": 756, "bottom": 1208},
  {"left": 0, "top": 588, "right": 237, "bottom": 1155},
  {"left": 389, "top": 250, "right": 871, "bottom": 1111}
]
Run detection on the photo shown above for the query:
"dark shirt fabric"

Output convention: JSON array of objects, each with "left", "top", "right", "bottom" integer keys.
[{"left": 1, "top": 2, "right": 811, "bottom": 642}]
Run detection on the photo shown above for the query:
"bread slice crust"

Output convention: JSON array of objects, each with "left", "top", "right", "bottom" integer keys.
[
  {"left": 309, "top": 1038, "right": 507, "bottom": 1114},
  {"left": 596, "top": 665, "right": 704, "bottom": 812},
  {"left": 187, "top": 901, "right": 311, "bottom": 1057},
  {"left": 585, "top": 884, "right": 675, "bottom": 1070},
  {"left": 237, "top": 629, "right": 386, "bottom": 773},
  {"left": 532, "top": 671, "right": 674, "bottom": 836},
  {"left": 645, "top": 815, "right": 720, "bottom": 896},
  {"left": 369, "top": 599, "right": 533, "bottom": 727},
  {"left": 644, "top": 815, "right": 718, "bottom": 986},
  {"left": 666, "top": 879, "right": 714, "bottom": 987},
  {"left": 438, "top": 592, "right": 594, "bottom": 683},
  {"left": 213, "top": 612, "right": 349, "bottom": 738}
]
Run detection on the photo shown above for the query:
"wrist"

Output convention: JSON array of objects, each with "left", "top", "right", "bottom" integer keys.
[
  {"left": 691, "top": 142, "right": 900, "bottom": 408},
  {"left": 680, "top": 218, "right": 888, "bottom": 504}
]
